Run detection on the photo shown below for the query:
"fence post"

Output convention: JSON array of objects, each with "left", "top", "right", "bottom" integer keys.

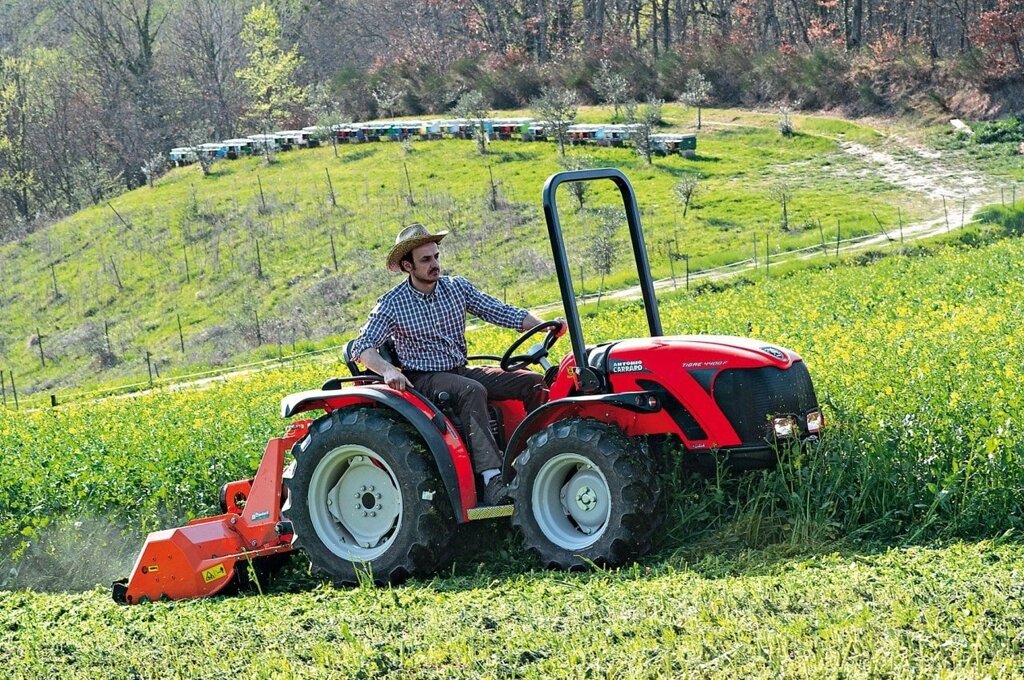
[
  {"left": 36, "top": 328, "right": 45, "bottom": 367},
  {"left": 1, "top": 370, "right": 6, "bottom": 407},
  {"left": 50, "top": 394, "right": 57, "bottom": 407},
  {"left": 898, "top": 207, "right": 904, "bottom": 244},
  {"left": 10, "top": 371, "right": 18, "bottom": 409},
  {"left": 325, "top": 168, "right": 337, "bottom": 206},
  {"left": 145, "top": 351, "right": 153, "bottom": 387},
  {"left": 765, "top": 232, "right": 770, "bottom": 275},
  {"left": 177, "top": 314, "right": 186, "bottom": 353},
  {"left": 330, "top": 233, "right": 338, "bottom": 271},
  {"left": 255, "top": 310, "right": 263, "bottom": 346}
]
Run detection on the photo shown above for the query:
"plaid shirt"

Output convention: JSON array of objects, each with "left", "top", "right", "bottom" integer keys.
[{"left": 350, "top": 276, "right": 528, "bottom": 372}]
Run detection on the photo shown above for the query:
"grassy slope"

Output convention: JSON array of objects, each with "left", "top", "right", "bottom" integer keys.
[
  {"left": 2, "top": 541, "right": 1021, "bottom": 677},
  {"left": 0, "top": 105, "right": 980, "bottom": 401}
]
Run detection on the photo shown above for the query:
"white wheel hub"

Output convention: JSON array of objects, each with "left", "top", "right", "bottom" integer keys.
[
  {"left": 309, "top": 445, "right": 403, "bottom": 560},
  {"left": 532, "top": 453, "right": 612, "bottom": 549}
]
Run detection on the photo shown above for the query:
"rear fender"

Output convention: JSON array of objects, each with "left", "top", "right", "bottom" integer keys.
[
  {"left": 284, "top": 386, "right": 476, "bottom": 522},
  {"left": 500, "top": 391, "right": 675, "bottom": 479}
]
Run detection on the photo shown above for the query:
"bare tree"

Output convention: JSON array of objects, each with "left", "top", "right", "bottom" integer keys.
[
  {"left": 769, "top": 182, "right": 792, "bottom": 231},
  {"left": 166, "top": 0, "right": 246, "bottom": 140},
  {"left": 673, "top": 176, "right": 699, "bottom": 218},
  {"left": 58, "top": 0, "right": 171, "bottom": 189}
]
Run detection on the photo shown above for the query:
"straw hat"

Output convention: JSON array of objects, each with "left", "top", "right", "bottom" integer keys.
[{"left": 386, "top": 223, "right": 448, "bottom": 273}]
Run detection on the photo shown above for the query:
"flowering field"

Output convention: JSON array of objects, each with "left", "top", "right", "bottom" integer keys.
[
  {"left": 2, "top": 234, "right": 1024, "bottom": 677},
  {"left": 2, "top": 234, "right": 1022, "bottom": 559}
]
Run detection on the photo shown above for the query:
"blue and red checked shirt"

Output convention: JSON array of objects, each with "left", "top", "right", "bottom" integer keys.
[{"left": 350, "top": 276, "right": 528, "bottom": 372}]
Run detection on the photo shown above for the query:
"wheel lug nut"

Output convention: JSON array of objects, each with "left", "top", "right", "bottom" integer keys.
[
  {"left": 354, "top": 503, "right": 362, "bottom": 510},
  {"left": 362, "top": 511, "right": 368, "bottom": 517},
  {"left": 375, "top": 493, "right": 382, "bottom": 499},
  {"left": 368, "top": 486, "right": 375, "bottom": 492},
  {"left": 369, "top": 511, "right": 377, "bottom": 517},
  {"left": 375, "top": 504, "right": 382, "bottom": 510},
  {"left": 359, "top": 486, "right": 367, "bottom": 492}
]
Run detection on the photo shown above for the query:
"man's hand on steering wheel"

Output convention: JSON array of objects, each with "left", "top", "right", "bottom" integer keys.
[{"left": 500, "top": 319, "right": 566, "bottom": 372}]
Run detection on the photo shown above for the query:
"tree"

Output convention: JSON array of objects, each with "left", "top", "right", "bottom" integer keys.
[
  {"left": 0, "top": 56, "right": 35, "bottom": 222},
  {"left": 371, "top": 82, "right": 404, "bottom": 119},
  {"left": 59, "top": 0, "right": 170, "bottom": 189},
  {"left": 236, "top": 2, "right": 306, "bottom": 148},
  {"left": 593, "top": 59, "right": 629, "bottom": 121},
  {"left": 626, "top": 98, "right": 664, "bottom": 165},
  {"left": 587, "top": 208, "right": 623, "bottom": 307},
  {"left": 307, "top": 82, "right": 348, "bottom": 158},
  {"left": 167, "top": 0, "right": 247, "bottom": 140},
  {"left": 769, "top": 182, "right": 792, "bottom": 231},
  {"left": 680, "top": 70, "right": 713, "bottom": 130},
  {"left": 531, "top": 86, "right": 578, "bottom": 157},
  {"left": 558, "top": 154, "right": 598, "bottom": 211},
  {"left": 451, "top": 90, "right": 490, "bottom": 155},
  {"left": 673, "top": 176, "right": 700, "bottom": 218}
]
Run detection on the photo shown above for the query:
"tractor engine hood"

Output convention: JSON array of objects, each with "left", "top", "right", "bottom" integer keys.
[{"left": 549, "top": 335, "right": 819, "bottom": 451}]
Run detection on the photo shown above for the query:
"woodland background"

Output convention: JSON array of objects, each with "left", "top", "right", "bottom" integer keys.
[{"left": 0, "top": 0, "right": 1022, "bottom": 233}]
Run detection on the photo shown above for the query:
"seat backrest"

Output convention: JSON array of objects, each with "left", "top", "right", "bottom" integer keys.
[{"left": 342, "top": 338, "right": 401, "bottom": 377}]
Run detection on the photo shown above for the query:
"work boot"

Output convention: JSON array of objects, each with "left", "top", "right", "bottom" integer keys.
[{"left": 483, "top": 475, "right": 512, "bottom": 506}]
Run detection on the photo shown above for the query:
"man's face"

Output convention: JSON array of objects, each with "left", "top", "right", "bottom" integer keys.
[{"left": 404, "top": 242, "right": 441, "bottom": 284}]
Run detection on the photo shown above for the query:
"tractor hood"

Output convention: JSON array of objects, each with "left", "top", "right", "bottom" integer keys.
[{"left": 595, "top": 335, "right": 800, "bottom": 373}]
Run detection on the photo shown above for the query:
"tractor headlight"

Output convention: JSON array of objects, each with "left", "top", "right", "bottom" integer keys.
[
  {"left": 806, "top": 410, "right": 823, "bottom": 433},
  {"left": 772, "top": 416, "right": 797, "bottom": 439}
]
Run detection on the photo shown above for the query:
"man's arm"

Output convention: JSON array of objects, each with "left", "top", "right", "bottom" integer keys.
[{"left": 359, "top": 347, "right": 411, "bottom": 391}]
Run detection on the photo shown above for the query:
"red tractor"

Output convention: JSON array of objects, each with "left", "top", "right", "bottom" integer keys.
[{"left": 113, "top": 168, "right": 822, "bottom": 603}]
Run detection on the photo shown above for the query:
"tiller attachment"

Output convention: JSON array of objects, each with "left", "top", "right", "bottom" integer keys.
[{"left": 112, "top": 422, "right": 309, "bottom": 604}]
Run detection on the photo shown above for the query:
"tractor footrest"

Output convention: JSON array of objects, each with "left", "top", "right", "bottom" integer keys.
[{"left": 467, "top": 504, "right": 513, "bottom": 521}]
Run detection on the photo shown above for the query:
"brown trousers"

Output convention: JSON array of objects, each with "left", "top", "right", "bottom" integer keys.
[{"left": 406, "top": 366, "right": 545, "bottom": 473}]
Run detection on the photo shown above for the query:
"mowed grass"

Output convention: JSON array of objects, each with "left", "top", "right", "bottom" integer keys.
[
  {"left": 0, "top": 106, "right": 969, "bottom": 399},
  {"left": 2, "top": 541, "right": 1022, "bottom": 677}
]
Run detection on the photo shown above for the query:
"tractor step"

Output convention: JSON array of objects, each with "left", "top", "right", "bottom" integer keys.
[{"left": 467, "top": 504, "right": 514, "bottom": 521}]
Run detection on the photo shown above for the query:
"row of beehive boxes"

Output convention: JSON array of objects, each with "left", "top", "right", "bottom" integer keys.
[{"left": 168, "top": 119, "right": 697, "bottom": 165}]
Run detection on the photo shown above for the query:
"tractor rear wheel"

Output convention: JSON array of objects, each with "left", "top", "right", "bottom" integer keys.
[
  {"left": 283, "top": 408, "right": 455, "bottom": 585},
  {"left": 510, "top": 419, "right": 658, "bottom": 569}
]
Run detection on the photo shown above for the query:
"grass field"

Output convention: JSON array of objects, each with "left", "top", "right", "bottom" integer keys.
[
  {"left": 0, "top": 105, "right": 1007, "bottom": 401},
  {"left": 3, "top": 540, "right": 1022, "bottom": 678},
  {"left": 3, "top": 219, "right": 1024, "bottom": 675}
]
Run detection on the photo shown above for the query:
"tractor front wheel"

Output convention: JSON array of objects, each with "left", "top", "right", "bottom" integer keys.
[
  {"left": 511, "top": 419, "right": 658, "bottom": 569},
  {"left": 283, "top": 408, "right": 455, "bottom": 585}
]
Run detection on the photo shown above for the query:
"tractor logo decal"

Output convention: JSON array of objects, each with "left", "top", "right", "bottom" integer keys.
[
  {"left": 250, "top": 511, "right": 270, "bottom": 521},
  {"left": 760, "top": 346, "right": 786, "bottom": 360},
  {"left": 202, "top": 563, "right": 228, "bottom": 583},
  {"left": 610, "top": 360, "right": 647, "bottom": 374},
  {"left": 682, "top": 360, "right": 728, "bottom": 368}
]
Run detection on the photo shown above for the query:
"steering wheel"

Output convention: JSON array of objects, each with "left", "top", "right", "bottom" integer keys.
[{"left": 500, "top": 320, "right": 566, "bottom": 372}]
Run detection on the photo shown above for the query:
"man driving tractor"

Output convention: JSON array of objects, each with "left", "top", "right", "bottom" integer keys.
[{"left": 349, "top": 223, "right": 562, "bottom": 506}]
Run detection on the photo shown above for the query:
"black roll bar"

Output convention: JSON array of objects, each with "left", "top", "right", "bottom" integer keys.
[{"left": 541, "top": 168, "right": 663, "bottom": 393}]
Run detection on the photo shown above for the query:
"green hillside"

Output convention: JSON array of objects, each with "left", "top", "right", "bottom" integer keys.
[{"left": 0, "top": 105, "right": 994, "bottom": 402}]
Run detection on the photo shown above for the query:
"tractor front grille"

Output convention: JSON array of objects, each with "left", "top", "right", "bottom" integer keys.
[{"left": 713, "top": 361, "right": 818, "bottom": 443}]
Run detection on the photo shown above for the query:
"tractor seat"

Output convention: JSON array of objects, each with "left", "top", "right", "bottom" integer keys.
[{"left": 324, "top": 338, "right": 402, "bottom": 389}]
